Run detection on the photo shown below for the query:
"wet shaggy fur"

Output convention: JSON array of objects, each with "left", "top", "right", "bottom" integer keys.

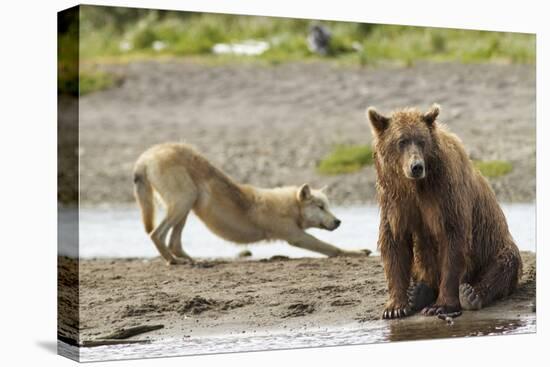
[{"left": 367, "top": 105, "right": 522, "bottom": 319}]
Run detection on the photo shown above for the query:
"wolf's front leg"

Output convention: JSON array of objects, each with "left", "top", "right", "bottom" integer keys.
[
  {"left": 379, "top": 219, "right": 413, "bottom": 319},
  {"left": 288, "top": 232, "right": 349, "bottom": 257}
]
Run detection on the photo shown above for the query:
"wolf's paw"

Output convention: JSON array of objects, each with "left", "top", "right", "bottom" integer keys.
[
  {"left": 407, "top": 282, "right": 436, "bottom": 311},
  {"left": 340, "top": 249, "right": 372, "bottom": 257},
  {"left": 358, "top": 249, "right": 372, "bottom": 256},
  {"left": 459, "top": 283, "right": 483, "bottom": 310},
  {"left": 422, "top": 303, "right": 462, "bottom": 317},
  {"left": 382, "top": 301, "right": 412, "bottom": 319},
  {"left": 166, "top": 257, "right": 193, "bottom": 266}
]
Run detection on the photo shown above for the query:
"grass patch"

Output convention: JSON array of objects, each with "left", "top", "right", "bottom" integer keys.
[
  {"left": 317, "top": 145, "right": 374, "bottom": 175},
  {"left": 77, "top": 6, "right": 535, "bottom": 66},
  {"left": 79, "top": 70, "right": 118, "bottom": 95},
  {"left": 58, "top": 14, "right": 120, "bottom": 96},
  {"left": 58, "top": 68, "right": 120, "bottom": 96},
  {"left": 317, "top": 150, "right": 513, "bottom": 178},
  {"left": 474, "top": 160, "right": 513, "bottom": 178}
]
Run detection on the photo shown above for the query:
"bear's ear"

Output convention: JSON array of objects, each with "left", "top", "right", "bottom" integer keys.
[
  {"left": 366, "top": 107, "right": 390, "bottom": 134},
  {"left": 423, "top": 104, "right": 440, "bottom": 127},
  {"left": 297, "top": 183, "right": 312, "bottom": 202}
]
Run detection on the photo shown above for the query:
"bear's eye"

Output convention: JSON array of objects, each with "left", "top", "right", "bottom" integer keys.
[
  {"left": 417, "top": 140, "right": 425, "bottom": 148},
  {"left": 398, "top": 139, "right": 409, "bottom": 149},
  {"left": 317, "top": 204, "right": 325, "bottom": 210}
]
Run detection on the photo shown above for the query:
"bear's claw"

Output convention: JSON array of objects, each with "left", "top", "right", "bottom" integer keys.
[
  {"left": 422, "top": 304, "right": 462, "bottom": 317},
  {"left": 382, "top": 304, "right": 412, "bottom": 319}
]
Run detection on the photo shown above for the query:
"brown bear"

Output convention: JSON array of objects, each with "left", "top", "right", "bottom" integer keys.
[{"left": 367, "top": 104, "right": 522, "bottom": 319}]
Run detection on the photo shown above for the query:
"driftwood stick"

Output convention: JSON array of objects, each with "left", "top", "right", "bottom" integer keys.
[
  {"left": 100, "top": 324, "right": 165, "bottom": 339},
  {"left": 80, "top": 339, "right": 151, "bottom": 348},
  {"left": 58, "top": 335, "right": 153, "bottom": 348}
]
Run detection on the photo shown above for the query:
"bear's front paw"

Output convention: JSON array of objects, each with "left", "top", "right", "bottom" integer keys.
[
  {"left": 382, "top": 301, "right": 412, "bottom": 319},
  {"left": 421, "top": 303, "right": 462, "bottom": 317},
  {"left": 407, "top": 282, "right": 436, "bottom": 311}
]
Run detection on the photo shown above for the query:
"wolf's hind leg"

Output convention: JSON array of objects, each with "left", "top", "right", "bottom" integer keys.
[
  {"left": 169, "top": 213, "right": 193, "bottom": 261},
  {"left": 151, "top": 199, "right": 194, "bottom": 265},
  {"left": 150, "top": 215, "right": 184, "bottom": 265},
  {"left": 168, "top": 196, "right": 196, "bottom": 260},
  {"left": 460, "top": 248, "right": 521, "bottom": 310}
]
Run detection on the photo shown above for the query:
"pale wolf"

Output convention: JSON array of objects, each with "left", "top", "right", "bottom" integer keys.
[{"left": 134, "top": 143, "right": 368, "bottom": 265}]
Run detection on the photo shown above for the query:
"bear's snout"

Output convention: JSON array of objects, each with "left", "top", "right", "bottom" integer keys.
[{"left": 410, "top": 161, "right": 425, "bottom": 179}]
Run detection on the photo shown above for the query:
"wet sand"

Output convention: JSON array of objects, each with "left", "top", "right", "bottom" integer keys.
[{"left": 58, "top": 252, "right": 535, "bottom": 344}]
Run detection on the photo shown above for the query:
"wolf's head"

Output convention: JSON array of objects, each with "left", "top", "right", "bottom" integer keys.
[
  {"left": 367, "top": 104, "right": 440, "bottom": 181},
  {"left": 296, "top": 184, "right": 341, "bottom": 231}
]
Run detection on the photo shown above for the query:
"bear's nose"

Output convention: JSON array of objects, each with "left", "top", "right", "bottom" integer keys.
[
  {"left": 334, "top": 219, "right": 341, "bottom": 228},
  {"left": 411, "top": 162, "right": 425, "bottom": 177}
]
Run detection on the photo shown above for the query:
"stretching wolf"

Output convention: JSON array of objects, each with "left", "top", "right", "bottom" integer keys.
[{"left": 134, "top": 143, "right": 368, "bottom": 265}]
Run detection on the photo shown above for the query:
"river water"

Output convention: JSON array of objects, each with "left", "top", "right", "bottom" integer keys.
[{"left": 59, "top": 203, "right": 535, "bottom": 259}]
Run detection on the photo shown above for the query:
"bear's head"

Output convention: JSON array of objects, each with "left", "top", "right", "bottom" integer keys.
[{"left": 366, "top": 104, "right": 440, "bottom": 181}]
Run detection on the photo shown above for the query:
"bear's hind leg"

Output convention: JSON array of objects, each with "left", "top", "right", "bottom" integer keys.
[{"left": 460, "top": 248, "right": 521, "bottom": 310}]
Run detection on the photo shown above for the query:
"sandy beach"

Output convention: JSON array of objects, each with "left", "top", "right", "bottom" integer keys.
[{"left": 58, "top": 252, "right": 535, "bottom": 345}]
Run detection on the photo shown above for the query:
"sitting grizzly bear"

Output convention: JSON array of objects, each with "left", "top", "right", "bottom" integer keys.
[{"left": 367, "top": 104, "right": 522, "bottom": 319}]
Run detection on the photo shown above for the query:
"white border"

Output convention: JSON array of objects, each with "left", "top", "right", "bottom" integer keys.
[{"left": 0, "top": 1, "right": 545, "bottom": 366}]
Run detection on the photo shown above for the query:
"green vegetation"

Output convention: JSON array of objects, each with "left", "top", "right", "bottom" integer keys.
[
  {"left": 316, "top": 146, "right": 512, "bottom": 178},
  {"left": 59, "top": 6, "right": 534, "bottom": 95},
  {"left": 77, "top": 6, "right": 535, "bottom": 66},
  {"left": 317, "top": 145, "right": 374, "bottom": 175},
  {"left": 58, "top": 9, "right": 119, "bottom": 96},
  {"left": 474, "top": 160, "right": 513, "bottom": 178},
  {"left": 58, "top": 11, "right": 79, "bottom": 96},
  {"left": 58, "top": 66, "right": 119, "bottom": 96},
  {"left": 79, "top": 70, "right": 118, "bottom": 95},
  {"left": 58, "top": 62, "right": 79, "bottom": 96}
]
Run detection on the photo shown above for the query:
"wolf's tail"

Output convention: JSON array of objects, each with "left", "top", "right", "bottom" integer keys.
[{"left": 133, "top": 166, "right": 155, "bottom": 234}]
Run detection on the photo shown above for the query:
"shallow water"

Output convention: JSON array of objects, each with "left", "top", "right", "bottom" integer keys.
[
  {"left": 60, "top": 314, "right": 535, "bottom": 362},
  {"left": 59, "top": 203, "right": 535, "bottom": 259}
]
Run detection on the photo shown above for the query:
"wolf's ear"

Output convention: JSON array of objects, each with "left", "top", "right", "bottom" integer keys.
[
  {"left": 297, "top": 184, "right": 312, "bottom": 202},
  {"left": 423, "top": 104, "right": 440, "bottom": 127},
  {"left": 366, "top": 107, "right": 390, "bottom": 134}
]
